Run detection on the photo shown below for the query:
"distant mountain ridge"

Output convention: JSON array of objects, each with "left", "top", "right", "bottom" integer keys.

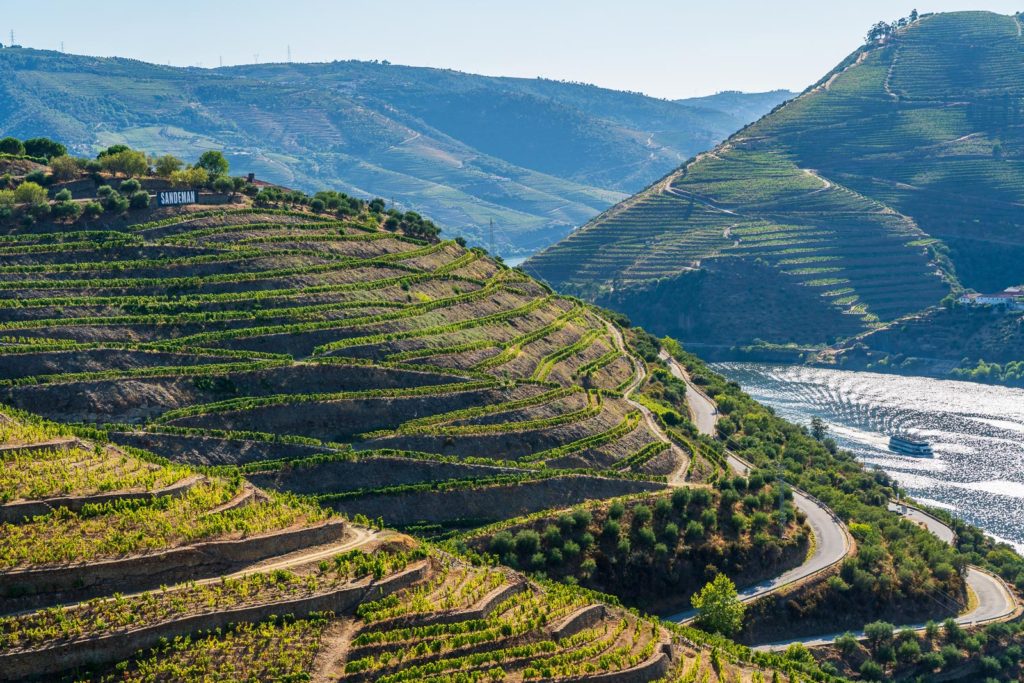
[
  {"left": 525, "top": 11, "right": 1024, "bottom": 349},
  {"left": 0, "top": 47, "right": 790, "bottom": 255}
]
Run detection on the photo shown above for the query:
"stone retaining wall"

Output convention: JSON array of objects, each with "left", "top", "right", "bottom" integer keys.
[
  {"left": 0, "top": 520, "right": 347, "bottom": 611},
  {"left": 0, "top": 475, "right": 202, "bottom": 524},
  {"left": 333, "top": 476, "right": 664, "bottom": 526},
  {"left": 551, "top": 603, "right": 607, "bottom": 640},
  {"left": 563, "top": 638, "right": 673, "bottom": 683},
  {"left": 0, "top": 561, "right": 429, "bottom": 682}
]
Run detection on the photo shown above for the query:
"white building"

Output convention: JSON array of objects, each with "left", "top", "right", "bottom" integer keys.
[{"left": 958, "top": 288, "right": 1024, "bottom": 310}]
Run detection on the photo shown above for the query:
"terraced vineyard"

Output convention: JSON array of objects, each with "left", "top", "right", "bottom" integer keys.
[
  {"left": 3, "top": 143, "right": 1020, "bottom": 680},
  {"left": 0, "top": 173, "right": 709, "bottom": 533},
  {"left": 526, "top": 10, "right": 1024, "bottom": 350},
  {"left": 0, "top": 401, "right": 819, "bottom": 681}
]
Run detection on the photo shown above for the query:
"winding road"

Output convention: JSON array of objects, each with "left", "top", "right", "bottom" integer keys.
[
  {"left": 886, "top": 503, "right": 1019, "bottom": 628},
  {"left": 656, "top": 350, "right": 853, "bottom": 624},
  {"left": 658, "top": 350, "right": 1019, "bottom": 643},
  {"left": 659, "top": 350, "right": 718, "bottom": 437}
]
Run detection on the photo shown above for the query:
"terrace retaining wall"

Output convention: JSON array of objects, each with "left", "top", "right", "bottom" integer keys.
[
  {"left": 0, "top": 519, "right": 347, "bottom": 611},
  {"left": 332, "top": 476, "right": 664, "bottom": 526},
  {"left": 0, "top": 474, "right": 203, "bottom": 524},
  {"left": 0, "top": 561, "right": 429, "bottom": 682}
]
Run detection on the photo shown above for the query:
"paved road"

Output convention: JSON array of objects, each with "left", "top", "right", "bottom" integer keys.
[
  {"left": 658, "top": 350, "right": 717, "bottom": 438},
  {"left": 886, "top": 503, "right": 1018, "bottom": 627},
  {"left": 758, "top": 505, "right": 1020, "bottom": 650},
  {"left": 654, "top": 351, "right": 1019, "bottom": 644},
  {"left": 657, "top": 351, "right": 852, "bottom": 624},
  {"left": 887, "top": 502, "right": 956, "bottom": 544},
  {"left": 665, "top": 485, "right": 851, "bottom": 623}
]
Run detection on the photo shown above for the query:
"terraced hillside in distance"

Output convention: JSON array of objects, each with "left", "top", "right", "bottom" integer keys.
[
  {"left": 0, "top": 46, "right": 792, "bottom": 256},
  {"left": 525, "top": 10, "right": 1024, "bottom": 354}
]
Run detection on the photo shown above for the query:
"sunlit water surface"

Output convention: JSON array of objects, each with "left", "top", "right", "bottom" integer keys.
[{"left": 712, "top": 363, "right": 1024, "bottom": 553}]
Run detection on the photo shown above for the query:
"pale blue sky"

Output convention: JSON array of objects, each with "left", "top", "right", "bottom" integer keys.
[{"left": 5, "top": 1, "right": 1022, "bottom": 98}]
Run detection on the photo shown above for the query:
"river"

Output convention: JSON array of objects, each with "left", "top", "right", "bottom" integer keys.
[{"left": 712, "top": 363, "right": 1024, "bottom": 553}]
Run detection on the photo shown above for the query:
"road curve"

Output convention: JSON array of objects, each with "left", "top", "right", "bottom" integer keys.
[
  {"left": 887, "top": 503, "right": 1018, "bottom": 627},
  {"left": 887, "top": 501, "right": 955, "bottom": 544},
  {"left": 665, "top": 484, "right": 852, "bottom": 623},
  {"left": 656, "top": 350, "right": 1019, "bottom": 644},
  {"left": 757, "top": 505, "right": 1020, "bottom": 650},
  {"left": 659, "top": 350, "right": 718, "bottom": 438},
  {"left": 657, "top": 351, "right": 852, "bottom": 624}
]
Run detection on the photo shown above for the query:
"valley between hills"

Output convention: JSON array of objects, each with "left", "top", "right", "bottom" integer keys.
[{"left": 0, "top": 8, "right": 1023, "bottom": 683}]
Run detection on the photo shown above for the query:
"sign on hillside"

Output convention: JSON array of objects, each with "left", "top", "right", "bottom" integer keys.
[{"left": 157, "top": 189, "right": 197, "bottom": 207}]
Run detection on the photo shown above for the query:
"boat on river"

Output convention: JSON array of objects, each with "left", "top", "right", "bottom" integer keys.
[{"left": 889, "top": 434, "right": 933, "bottom": 456}]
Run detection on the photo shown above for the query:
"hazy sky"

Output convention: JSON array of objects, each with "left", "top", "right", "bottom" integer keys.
[{"left": 5, "top": 1, "right": 1022, "bottom": 98}]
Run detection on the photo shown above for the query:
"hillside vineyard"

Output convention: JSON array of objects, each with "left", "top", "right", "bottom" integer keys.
[
  {"left": 2, "top": 9, "right": 1024, "bottom": 680},
  {"left": 525, "top": 11, "right": 1024, "bottom": 349},
  {"left": 0, "top": 179, "right": 850, "bottom": 681}
]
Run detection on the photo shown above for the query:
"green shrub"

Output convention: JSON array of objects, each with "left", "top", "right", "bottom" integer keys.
[
  {"left": 129, "top": 191, "right": 150, "bottom": 209},
  {"left": 489, "top": 531, "right": 514, "bottom": 557},
  {"left": 633, "top": 505, "right": 652, "bottom": 525},
  {"left": 514, "top": 529, "right": 540, "bottom": 555},
  {"left": 542, "top": 524, "right": 562, "bottom": 547},
  {"left": 0, "top": 137, "right": 25, "bottom": 155},
  {"left": 82, "top": 201, "right": 103, "bottom": 219},
  {"left": 858, "top": 660, "right": 884, "bottom": 681},
  {"left": 635, "top": 527, "right": 656, "bottom": 547}
]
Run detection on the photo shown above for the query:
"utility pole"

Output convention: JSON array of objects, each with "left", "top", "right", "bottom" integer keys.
[
  {"left": 219, "top": 55, "right": 223, "bottom": 68},
  {"left": 776, "top": 457, "right": 786, "bottom": 523},
  {"left": 9, "top": 30, "right": 14, "bottom": 48},
  {"left": 287, "top": 45, "right": 292, "bottom": 63},
  {"left": 60, "top": 41, "right": 64, "bottom": 53}
]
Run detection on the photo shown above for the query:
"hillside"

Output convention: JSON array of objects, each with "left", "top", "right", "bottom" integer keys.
[
  {"left": 813, "top": 305, "right": 1024, "bottom": 385},
  {"left": 2, "top": 411, "right": 809, "bottom": 683},
  {"left": 0, "top": 143, "right": 1020, "bottom": 680},
  {"left": 525, "top": 11, "right": 1024, "bottom": 350},
  {"left": 0, "top": 47, "right": 790, "bottom": 257},
  {"left": 0, "top": 144, "right": 842, "bottom": 683}
]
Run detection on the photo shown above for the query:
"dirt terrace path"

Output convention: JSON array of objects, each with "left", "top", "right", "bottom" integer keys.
[
  {"left": 606, "top": 323, "right": 690, "bottom": 485},
  {"left": 7, "top": 524, "right": 380, "bottom": 620}
]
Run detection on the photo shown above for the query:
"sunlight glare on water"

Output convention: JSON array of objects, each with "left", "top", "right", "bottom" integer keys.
[{"left": 712, "top": 363, "right": 1024, "bottom": 553}]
